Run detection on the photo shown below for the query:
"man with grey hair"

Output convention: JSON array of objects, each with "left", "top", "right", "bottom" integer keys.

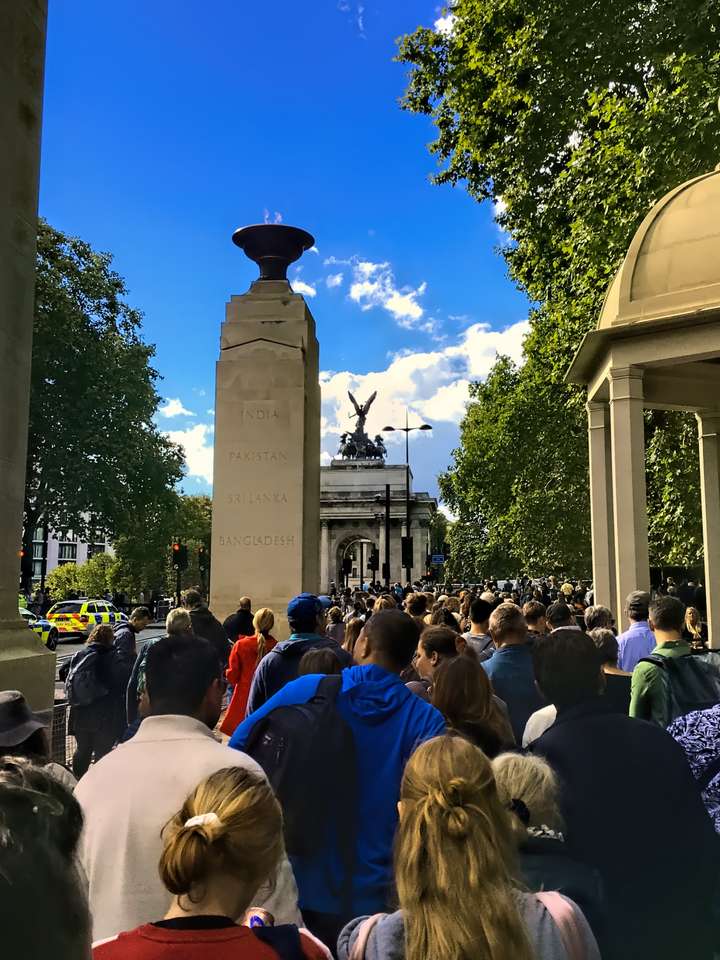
[
  {"left": 617, "top": 590, "right": 655, "bottom": 672},
  {"left": 584, "top": 604, "right": 614, "bottom": 632}
]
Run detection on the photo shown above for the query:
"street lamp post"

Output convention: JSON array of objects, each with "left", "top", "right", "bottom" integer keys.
[
  {"left": 383, "top": 411, "right": 432, "bottom": 585},
  {"left": 374, "top": 484, "right": 392, "bottom": 591}
]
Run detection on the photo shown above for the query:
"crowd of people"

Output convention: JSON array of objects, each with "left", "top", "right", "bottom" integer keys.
[{"left": 2, "top": 575, "right": 720, "bottom": 959}]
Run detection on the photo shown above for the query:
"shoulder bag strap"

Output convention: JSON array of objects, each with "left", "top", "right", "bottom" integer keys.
[
  {"left": 536, "top": 891, "right": 597, "bottom": 960},
  {"left": 348, "top": 914, "right": 385, "bottom": 960}
]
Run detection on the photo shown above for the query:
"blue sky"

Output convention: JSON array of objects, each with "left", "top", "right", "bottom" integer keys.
[{"left": 40, "top": 0, "right": 529, "bottom": 504}]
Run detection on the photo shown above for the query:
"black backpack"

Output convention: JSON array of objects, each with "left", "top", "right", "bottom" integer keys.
[
  {"left": 64, "top": 646, "right": 109, "bottom": 707},
  {"left": 640, "top": 653, "right": 720, "bottom": 724},
  {"left": 245, "top": 675, "right": 357, "bottom": 905}
]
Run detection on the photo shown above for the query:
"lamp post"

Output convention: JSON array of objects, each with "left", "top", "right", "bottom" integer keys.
[
  {"left": 374, "top": 483, "right": 392, "bottom": 590},
  {"left": 383, "top": 411, "right": 432, "bottom": 585}
]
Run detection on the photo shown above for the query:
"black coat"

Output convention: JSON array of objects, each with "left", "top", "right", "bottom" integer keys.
[
  {"left": 532, "top": 698, "right": 720, "bottom": 960},
  {"left": 223, "top": 608, "right": 255, "bottom": 642},
  {"left": 519, "top": 832, "right": 605, "bottom": 946},
  {"left": 190, "top": 606, "right": 231, "bottom": 667},
  {"left": 64, "top": 643, "right": 128, "bottom": 739}
]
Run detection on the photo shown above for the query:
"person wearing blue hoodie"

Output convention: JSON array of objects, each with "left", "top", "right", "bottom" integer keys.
[
  {"left": 230, "top": 609, "right": 445, "bottom": 949},
  {"left": 244, "top": 593, "right": 353, "bottom": 716}
]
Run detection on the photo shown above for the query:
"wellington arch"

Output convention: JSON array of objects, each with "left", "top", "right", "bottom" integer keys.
[{"left": 567, "top": 165, "right": 720, "bottom": 641}]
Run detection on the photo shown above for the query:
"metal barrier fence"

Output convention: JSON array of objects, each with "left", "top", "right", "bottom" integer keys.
[{"left": 51, "top": 701, "right": 75, "bottom": 769}]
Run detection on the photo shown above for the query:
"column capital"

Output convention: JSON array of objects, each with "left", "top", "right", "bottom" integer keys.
[
  {"left": 320, "top": 519, "right": 329, "bottom": 528},
  {"left": 586, "top": 401, "right": 610, "bottom": 429},
  {"left": 696, "top": 411, "right": 720, "bottom": 437},
  {"left": 609, "top": 365, "right": 644, "bottom": 402}
]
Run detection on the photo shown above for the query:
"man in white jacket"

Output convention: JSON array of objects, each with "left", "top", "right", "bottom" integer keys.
[{"left": 75, "top": 634, "right": 301, "bottom": 943}]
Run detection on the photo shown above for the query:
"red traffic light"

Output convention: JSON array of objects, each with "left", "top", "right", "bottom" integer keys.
[{"left": 172, "top": 542, "right": 180, "bottom": 551}]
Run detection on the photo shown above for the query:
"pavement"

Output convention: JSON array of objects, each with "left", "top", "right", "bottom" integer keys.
[{"left": 54, "top": 625, "right": 165, "bottom": 698}]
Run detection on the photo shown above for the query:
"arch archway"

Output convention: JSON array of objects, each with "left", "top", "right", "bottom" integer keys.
[{"left": 336, "top": 532, "right": 378, "bottom": 591}]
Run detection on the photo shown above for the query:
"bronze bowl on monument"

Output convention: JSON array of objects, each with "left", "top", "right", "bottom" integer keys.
[{"left": 232, "top": 224, "right": 315, "bottom": 281}]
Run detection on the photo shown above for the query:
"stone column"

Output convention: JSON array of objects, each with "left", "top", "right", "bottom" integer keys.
[
  {"left": 697, "top": 412, "right": 720, "bottom": 649},
  {"left": 210, "top": 226, "right": 320, "bottom": 640},
  {"left": 0, "top": 1, "right": 54, "bottom": 709},
  {"left": 411, "top": 518, "right": 425, "bottom": 582},
  {"left": 587, "top": 401, "right": 617, "bottom": 616},
  {"left": 609, "top": 366, "right": 649, "bottom": 628},
  {"left": 319, "top": 521, "right": 329, "bottom": 594}
]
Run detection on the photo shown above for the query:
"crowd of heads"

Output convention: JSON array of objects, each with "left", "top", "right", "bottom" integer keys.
[{"left": 2, "top": 569, "right": 717, "bottom": 959}]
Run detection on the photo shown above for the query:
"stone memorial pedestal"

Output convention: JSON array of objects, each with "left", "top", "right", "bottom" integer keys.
[
  {"left": 0, "top": 2, "right": 54, "bottom": 710},
  {"left": 210, "top": 225, "right": 321, "bottom": 639}
]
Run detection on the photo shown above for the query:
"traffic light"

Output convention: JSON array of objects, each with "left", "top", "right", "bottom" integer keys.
[
  {"left": 401, "top": 536, "right": 413, "bottom": 569},
  {"left": 171, "top": 541, "right": 188, "bottom": 570},
  {"left": 198, "top": 545, "right": 209, "bottom": 572},
  {"left": 368, "top": 548, "right": 379, "bottom": 572},
  {"left": 342, "top": 557, "right": 352, "bottom": 575},
  {"left": 18, "top": 548, "right": 32, "bottom": 587}
]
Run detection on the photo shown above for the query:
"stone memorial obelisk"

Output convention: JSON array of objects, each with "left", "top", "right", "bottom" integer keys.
[
  {"left": 210, "top": 225, "right": 321, "bottom": 638},
  {"left": 0, "top": 1, "right": 54, "bottom": 710}
]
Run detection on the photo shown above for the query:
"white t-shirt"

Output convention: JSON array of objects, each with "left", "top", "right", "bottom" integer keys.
[{"left": 522, "top": 704, "right": 558, "bottom": 747}]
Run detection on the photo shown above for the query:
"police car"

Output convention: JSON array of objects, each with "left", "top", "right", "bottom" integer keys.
[
  {"left": 46, "top": 599, "right": 128, "bottom": 640},
  {"left": 19, "top": 607, "right": 59, "bottom": 651}
]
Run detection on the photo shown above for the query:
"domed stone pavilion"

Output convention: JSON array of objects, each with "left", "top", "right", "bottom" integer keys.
[{"left": 567, "top": 167, "right": 720, "bottom": 640}]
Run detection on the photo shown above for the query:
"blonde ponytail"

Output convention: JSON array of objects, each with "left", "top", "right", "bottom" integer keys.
[
  {"left": 159, "top": 766, "right": 282, "bottom": 906},
  {"left": 397, "top": 736, "right": 534, "bottom": 960},
  {"left": 253, "top": 607, "right": 275, "bottom": 665}
]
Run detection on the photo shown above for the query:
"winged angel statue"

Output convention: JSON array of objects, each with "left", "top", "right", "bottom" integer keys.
[{"left": 348, "top": 390, "right": 377, "bottom": 435}]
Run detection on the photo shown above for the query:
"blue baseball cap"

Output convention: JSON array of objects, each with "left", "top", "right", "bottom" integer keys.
[
  {"left": 287, "top": 593, "right": 323, "bottom": 621},
  {"left": 317, "top": 595, "right": 334, "bottom": 610}
]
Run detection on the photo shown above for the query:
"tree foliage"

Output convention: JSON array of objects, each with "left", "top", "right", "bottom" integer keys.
[
  {"left": 398, "top": 0, "right": 720, "bottom": 575},
  {"left": 111, "top": 493, "right": 212, "bottom": 597},
  {"left": 26, "top": 221, "right": 184, "bottom": 558}
]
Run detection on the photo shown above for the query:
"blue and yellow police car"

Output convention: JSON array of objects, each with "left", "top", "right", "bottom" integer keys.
[
  {"left": 19, "top": 607, "right": 59, "bottom": 651},
  {"left": 47, "top": 599, "right": 129, "bottom": 640}
]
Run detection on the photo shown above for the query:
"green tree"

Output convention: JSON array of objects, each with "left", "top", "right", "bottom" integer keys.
[
  {"left": 398, "top": 1, "right": 720, "bottom": 571},
  {"left": 76, "top": 552, "right": 120, "bottom": 599},
  {"left": 45, "top": 563, "right": 81, "bottom": 601},
  {"left": 111, "top": 493, "right": 212, "bottom": 599},
  {"left": 24, "top": 221, "right": 184, "bottom": 575}
]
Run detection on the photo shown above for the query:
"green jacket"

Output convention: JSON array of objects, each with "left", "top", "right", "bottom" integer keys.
[{"left": 629, "top": 639, "right": 693, "bottom": 727}]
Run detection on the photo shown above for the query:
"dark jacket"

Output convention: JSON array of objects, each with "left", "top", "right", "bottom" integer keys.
[
  {"left": 519, "top": 830, "right": 606, "bottom": 945},
  {"left": 245, "top": 634, "right": 353, "bottom": 715},
  {"left": 62, "top": 643, "right": 127, "bottom": 739},
  {"left": 532, "top": 698, "right": 720, "bottom": 960},
  {"left": 190, "top": 606, "right": 231, "bottom": 668},
  {"left": 223, "top": 608, "right": 255, "bottom": 642}
]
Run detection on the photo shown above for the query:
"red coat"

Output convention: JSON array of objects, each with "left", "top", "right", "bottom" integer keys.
[{"left": 220, "top": 634, "right": 276, "bottom": 735}]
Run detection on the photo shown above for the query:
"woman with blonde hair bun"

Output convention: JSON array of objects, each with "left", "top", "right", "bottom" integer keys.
[
  {"left": 220, "top": 608, "right": 276, "bottom": 736},
  {"left": 492, "top": 753, "right": 605, "bottom": 941},
  {"left": 339, "top": 736, "right": 599, "bottom": 960},
  {"left": 93, "top": 766, "right": 329, "bottom": 959}
]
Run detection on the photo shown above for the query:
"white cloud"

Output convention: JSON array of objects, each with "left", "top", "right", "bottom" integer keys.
[
  {"left": 158, "top": 398, "right": 194, "bottom": 418},
  {"left": 292, "top": 279, "right": 317, "bottom": 297},
  {"left": 326, "top": 272, "right": 344, "bottom": 289},
  {"left": 493, "top": 195, "right": 511, "bottom": 239},
  {"left": 166, "top": 423, "right": 214, "bottom": 484},
  {"left": 263, "top": 209, "right": 283, "bottom": 224},
  {"left": 206, "top": 408, "right": 215, "bottom": 416},
  {"left": 319, "top": 318, "right": 529, "bottom": 462},
  {"left": 326, "top": 256, "right": 429, "bottom": 329},
  {"left": 434, "top": 12, "right": 456, "bottom": 35},
  {"left": 309, "top": 245, "right": 320, "bottom": 255}
]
